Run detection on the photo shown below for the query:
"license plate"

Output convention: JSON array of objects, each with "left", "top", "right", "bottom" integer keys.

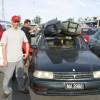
[{"left": 65, "top": 83, "right": 84, "bottom": 90}]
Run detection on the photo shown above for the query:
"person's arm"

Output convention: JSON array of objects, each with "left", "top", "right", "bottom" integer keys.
[
  {"left": 29, "top": 28, "right": 35, "bottom": 33},
  {"left": 1, "top": 31, "right": 8, "bottom": 67},
  {"left": 22, "top": 31, "right": 30, "bottom": 59},
  {"left": 23, "top": 42, "right": 29, "bottom": 60}
]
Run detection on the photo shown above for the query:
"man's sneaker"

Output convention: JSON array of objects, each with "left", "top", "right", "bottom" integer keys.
[{"left": 2, "top": 92, "right": 10, "bottom": 98}]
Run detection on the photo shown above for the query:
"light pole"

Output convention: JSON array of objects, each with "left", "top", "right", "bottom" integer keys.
[{"left": 2, "top": 0, "right": 5, "bottom": 20}]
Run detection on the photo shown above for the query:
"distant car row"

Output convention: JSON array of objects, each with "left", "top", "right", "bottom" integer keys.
[
  {"left": 80, "top": 27, "right": 100, "bottom": 57},
  {"left": 80, "top": 27, "right": 96, "bottom": 42},
  {"left": 0, "top": 21, "right": 11, "bottom": 32},
  {"left": 89, "top": 29, "right": 100, "bottom": 57}
]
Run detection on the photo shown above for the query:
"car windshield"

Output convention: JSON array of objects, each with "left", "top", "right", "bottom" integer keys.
[
  {"left": 39, "top": 35, "right": 88, "bottom": 50},
  {"left": 82, "top": 28, "right": 96, "bottom": 35}
]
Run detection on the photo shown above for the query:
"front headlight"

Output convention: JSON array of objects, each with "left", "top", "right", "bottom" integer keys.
[
  {"left": 93, "top": 71, "right": 100, "bottom": 78},
  {"left": 33, "top": 70, "right": 54, "bottom": 79}
]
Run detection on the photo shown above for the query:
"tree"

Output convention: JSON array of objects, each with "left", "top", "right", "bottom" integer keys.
[
  {"left": 33, "top": 16, "right": 42, "bottom": 25},
  {"left": 67, "top": 18, "right": 74, "bottom": 22}
]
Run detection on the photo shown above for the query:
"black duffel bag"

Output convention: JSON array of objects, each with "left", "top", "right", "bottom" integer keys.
[{"left": 43, "top": 19, "right": 63, "bottom": 36}]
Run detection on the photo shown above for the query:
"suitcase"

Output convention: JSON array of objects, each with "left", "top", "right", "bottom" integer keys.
[{"left": 62, "top": 21, "right": 80, "bottom": 35}]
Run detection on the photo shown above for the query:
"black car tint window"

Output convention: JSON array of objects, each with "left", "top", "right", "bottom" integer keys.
[
  {"left": 40, "top": 36, "right": 88, "bottom": 50},
  {"left": 46, "top": 37, "right": 75, "bottom": 49},
  {"left": 75, "top": 36, "right": 88, "bottom": 49}
]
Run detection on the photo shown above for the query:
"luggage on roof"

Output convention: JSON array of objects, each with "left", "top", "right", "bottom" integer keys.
[{"left": 43, "top": 19, "right": 80, "bottom": 36}]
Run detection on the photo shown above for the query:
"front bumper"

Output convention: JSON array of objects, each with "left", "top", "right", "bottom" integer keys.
[{"left": 30, "top": 78, "right": 100, "bottom": 96}]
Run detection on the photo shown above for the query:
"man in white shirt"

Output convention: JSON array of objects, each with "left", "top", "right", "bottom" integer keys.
[{"left": 1, "top": 15, "right": 29, "bottom": 98}]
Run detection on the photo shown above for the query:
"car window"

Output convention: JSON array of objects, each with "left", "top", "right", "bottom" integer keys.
[
  {"left": 39, "top": 36, "right": 88, "bottom": 50},
  {"left": 76, "top": 36, "right": 88, "bottom": 49},
  {"left": 7, "top": 25, "right": 11, "bottom": 29},
  {"left": 1, "top": 25, "right": 6, "bottom": 32},
  {"left": 0, "top": 21, "right": 11, "bottom": 32},
  {"left": 47, "top": 37, "right": 74, "bottom": 49},
  {"left": 82, "top": 28, "right": 95, "bottom": 35}
]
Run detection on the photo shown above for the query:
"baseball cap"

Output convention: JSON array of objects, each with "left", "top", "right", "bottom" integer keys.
[{"left": 11, "top": 15, "right": 21, "bottom": 22}]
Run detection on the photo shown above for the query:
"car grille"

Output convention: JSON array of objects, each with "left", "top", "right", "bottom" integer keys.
[
  {"left": 47, "top": 89, "right": 100, "bottom": 95},
  {"left": 54, "top": 72, "right": 93, "bottom": 80}
]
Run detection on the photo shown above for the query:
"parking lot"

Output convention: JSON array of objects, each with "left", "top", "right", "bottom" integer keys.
[
  {"left": 0, "top": 71, "right": 100, "bottom": 100},
  {"left": 1, "top": 0, "right": 100, "bottom": 99},
  {"left": 0, "top": 17, "right": 100, "bottom": 100}
]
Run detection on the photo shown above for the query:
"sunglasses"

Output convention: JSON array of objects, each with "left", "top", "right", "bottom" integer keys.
[{"left": 13, "top": 21, "right": 20, "bottom": 23}]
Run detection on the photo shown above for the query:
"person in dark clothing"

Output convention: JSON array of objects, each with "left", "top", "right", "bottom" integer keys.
[
  {"left": 21, "top": 19, "right": 31, "bottom": 44},
  {"left": 21, "top": 19, "right": 35, "bottom": 64}
]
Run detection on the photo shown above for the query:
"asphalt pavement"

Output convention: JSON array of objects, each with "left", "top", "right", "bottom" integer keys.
[{"left": 0, "top": 69, "right": 100, "bottom": 100}]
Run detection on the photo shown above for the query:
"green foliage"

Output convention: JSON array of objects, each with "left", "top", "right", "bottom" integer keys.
[
  {"left": 33, "top": 16, "right": 42, "bottom": 25},
  {"left": 67, "top": 18, "right": 74, "bottom": 22}
]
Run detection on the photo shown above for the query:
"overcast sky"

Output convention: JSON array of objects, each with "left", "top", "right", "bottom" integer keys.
[{"left": 0, "top": 0, "right": 100, "bottom": 23}]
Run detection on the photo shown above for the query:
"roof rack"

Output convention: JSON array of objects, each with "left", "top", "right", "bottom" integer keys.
[{"left": 43, "top": 19, "right": 80, "bottom": 37}]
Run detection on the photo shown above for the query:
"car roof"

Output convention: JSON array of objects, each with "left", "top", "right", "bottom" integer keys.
[{"left": 0, "top": 21, "right": 11, "bottom": 31}]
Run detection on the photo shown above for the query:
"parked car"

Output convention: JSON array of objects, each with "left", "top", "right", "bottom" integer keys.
[
  {"left": 0, "top": 21, "right": 11, "bottom": 32},
  {"left": 28, "top": 32, "right": 100, "bottom": 96},
  {"left": 89, "top": 29, "right": 100, "bottom": 56},
  {"left": 0, "top": 24, "right": 3, "bottom": 40},
  {"left": 80, "top": 28, "right": 96, "bottom": 43}
]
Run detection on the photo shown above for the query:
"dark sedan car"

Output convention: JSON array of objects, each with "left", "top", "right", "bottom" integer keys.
[
  {"left": 29, "top": 33, "right": 100, "bottom": 96},
  {"left": 89, "top": 29, "right": 100, "bottom": 56}
]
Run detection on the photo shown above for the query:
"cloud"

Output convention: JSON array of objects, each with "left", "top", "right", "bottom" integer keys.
[
  {"left": 1, "top": 0, "right": 100, "bottom": 23},
  {"left": 77, "top": 0, "right": 100, "bottom": 7},
  {"left": 77, "top": 0, "right": 88, "bottom": 7}
]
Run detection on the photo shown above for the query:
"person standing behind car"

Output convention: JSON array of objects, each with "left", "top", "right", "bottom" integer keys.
[
  {"left": 21, "top": 19, "right": 35, "bottom": 44},
  {"left": 1, "top": 15, "right": 29, "bottom": 98},
  {"left": 21, "top": 19, "right": 35, "bottom": 63}
]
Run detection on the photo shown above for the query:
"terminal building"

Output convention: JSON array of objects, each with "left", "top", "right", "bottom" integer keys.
[{"left": 78, "top": 16, "right": 100, "bottom": 28}]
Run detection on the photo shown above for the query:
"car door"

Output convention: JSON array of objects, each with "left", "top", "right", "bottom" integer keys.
[{"left": 94, "top": 32, "right": 100, "bottom": 55}]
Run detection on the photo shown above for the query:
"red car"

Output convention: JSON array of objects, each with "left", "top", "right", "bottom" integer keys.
[
  {"left": 0, "top": 24, "right": 3, "bottom": 40},
  {"left": 80, "top": 28, "right": 96, "bottom": 43}
]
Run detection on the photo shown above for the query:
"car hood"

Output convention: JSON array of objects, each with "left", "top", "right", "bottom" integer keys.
[{"left": 35, "top": 49, "right": 100, "bottom": 72}]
